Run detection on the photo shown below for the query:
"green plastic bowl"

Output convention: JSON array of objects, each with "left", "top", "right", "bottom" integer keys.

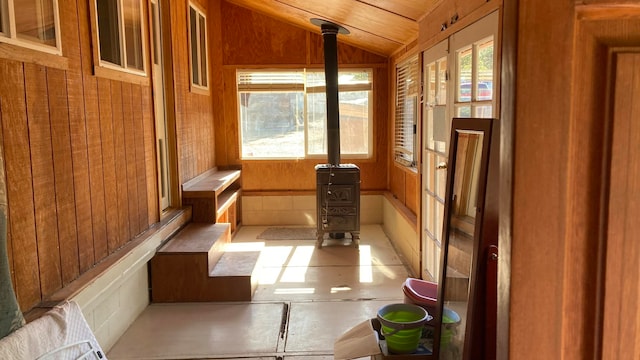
[{"left": 377, "top": 303, "right": 429, "bottom": 354}]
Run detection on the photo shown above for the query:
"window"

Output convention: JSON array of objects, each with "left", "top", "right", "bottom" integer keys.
[
  {"left": 394, "top": 54, "right": 419, "bottom": 168},
  {"left": 450, "top": 11, "right": 498, "bottom": 120},
  {"left": 237, "top": 69, "right": 372, "bottom": 159},
  {"left": 95, "top": 0, "right": 145, "bottom": 73},
  {"left": 0, "top": 0, "right": 61, "bottom": 54},
  {"left": 188, "top": 3, "right": 207, "bottom": 89}
]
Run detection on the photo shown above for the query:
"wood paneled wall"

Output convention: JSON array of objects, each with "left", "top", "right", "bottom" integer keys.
[
  {"left": 0, "top": 0, "right": 160, "bottom": 311},
  {"left": 216, "top": 1, "right": 389, "bottom": 192},
  {"left": 169, "top": 0, "right": 217, "bottom": 184}
]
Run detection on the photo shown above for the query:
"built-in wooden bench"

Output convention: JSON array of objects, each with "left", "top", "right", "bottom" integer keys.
[
  {"left": 150, "top": 167, "right": 257, "bottom": 303},
  {"left": 150, "top": 222, "right": 260, "bottom": 302},
  {"left": 181, "top": 167, "right": 242, "bottom": 232}
]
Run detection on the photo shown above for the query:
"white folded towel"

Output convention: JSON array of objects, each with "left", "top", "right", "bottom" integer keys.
[{"left": 0, "top": 301, "right": 105, "bottom": 360}]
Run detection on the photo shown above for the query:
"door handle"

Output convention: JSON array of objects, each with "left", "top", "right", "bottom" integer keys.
[{"left": 488, "top": 245, "right": 498, "bottom": 261}]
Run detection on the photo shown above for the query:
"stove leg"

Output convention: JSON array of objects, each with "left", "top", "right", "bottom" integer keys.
[
  {"left": 316, "top": 231, "right": 324, "bottom": 249},
  {"left": 351, "top": 232, "right": 360, "bottom": 249}
]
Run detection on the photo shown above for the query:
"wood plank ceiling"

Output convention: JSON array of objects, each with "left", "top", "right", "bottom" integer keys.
[{"left": 224, "top": 0, "right": 441, "bottom": 56}]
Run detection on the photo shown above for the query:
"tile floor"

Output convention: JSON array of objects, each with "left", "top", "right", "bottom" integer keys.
[{"left": 108, "top": 224, "right": 413, "bottom": 359}]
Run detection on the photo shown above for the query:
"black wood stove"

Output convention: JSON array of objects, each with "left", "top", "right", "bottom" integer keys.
[{"left": 312, "top": 19, "right": 360, "bottom": 248}]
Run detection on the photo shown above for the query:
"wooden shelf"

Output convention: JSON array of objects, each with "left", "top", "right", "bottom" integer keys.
[{"left": 181, "top": 167, "right": 242, "bottom": 231}]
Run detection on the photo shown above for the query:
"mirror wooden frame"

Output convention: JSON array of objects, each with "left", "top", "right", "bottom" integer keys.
[{"left": 432, "top": 118, "right": 496, "bottom": 359}]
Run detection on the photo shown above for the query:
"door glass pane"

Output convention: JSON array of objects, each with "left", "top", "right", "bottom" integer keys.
[
  {"left": 425, "top": 62, "right": 436, "bottom": 150},
  {"left": 437, "top": 58, "right": 447, "bottom": 106},
  {"left": 434, "top": 245, "right": 441, "bottom": 282},
  {"left": 97, "top": 0, "right": 121, "bottom": 65},
  {"left": 457, "top": 46, "right": 472, "bottom": 102},
  {"left": 427, "top": 63, "right": 436, "bottom": 102},
  {"left": 123, "top": 0, "right": 143, "bottom": 70},
  {"left": 456, "top": 105, "right": 471, "bottom": 118},
  {"left": 425, "top": 152, "right": 435, "bottom": 192},
  {"left": 474, "top": 105, "right": 493, "bottom": 118},
  {"left": 15, "top": 0, "right": 56, "bottom": 46},
  {"left": 426, "top": 196, "right": 435, "bottom": 236},
  {"left": 477, "top": 39, "right": 494, "bottom": 100},
  {"left": 425, "top": 237, "right": 436, "bottom": 279},
  {"left": 435, "top": 58, "right": 447, "bottom": 153},
  {"left": 425, "top": 57, "right": 448, "bottom": 153},
  {"left": 435, "top": 154, "right": 447, "bottom": 199},
  {"left": 435, "top": 200, "right": 444, "bottom": 244}
]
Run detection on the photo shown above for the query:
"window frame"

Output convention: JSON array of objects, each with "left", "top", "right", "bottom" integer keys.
[
  {"left": 91, "top": 0, "right": 148, "bottom": 77},
  {"left": 394, "top": 54, "right": 420, "bottom": 169},
  {"left": 0, "top": 0, "right": 62, "bottom": 55},
  {"left": 236, "top": 68, "right": 374, "bottom": 160},
  {"left": 188, "top": 2, "right": 208, "bottom": 92}
]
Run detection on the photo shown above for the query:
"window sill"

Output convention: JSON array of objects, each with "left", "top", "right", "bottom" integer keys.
[
  {"left": 394, "top": 160, "right": 419, "bottom": 175},
  {"left": 190, "top": 84, "right": 210, "bottom": 96},
  {"left": 0, "top": 43, "right": 68, "bottom": 70},
  {"left": 94, "top": 65, "right": 150, "bottom": 86}
]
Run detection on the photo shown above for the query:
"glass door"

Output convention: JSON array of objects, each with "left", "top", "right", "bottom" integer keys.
[{"left": 422, "top": 40, "right": 449, "bottom": 281}]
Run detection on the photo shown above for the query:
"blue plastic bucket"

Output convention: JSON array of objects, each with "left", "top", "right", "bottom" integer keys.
[
  {"left": 377, "top": 303, "right": 429, "bottom": 354},
  {"left": 440, "top": 307, "right": 461, "bottom": 348}
]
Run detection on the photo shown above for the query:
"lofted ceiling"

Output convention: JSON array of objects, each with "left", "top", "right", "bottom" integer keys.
[{"left": 224, "top": 0, "right": 442, "bottom": 56}]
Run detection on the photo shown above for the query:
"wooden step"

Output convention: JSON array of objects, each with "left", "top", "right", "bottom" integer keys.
[
  {"left": 150, "top": 222, "right": 260, "bottom": 302},
  {"left": 209, "top": 251, "right": 261, "bottom": 301},
  {"left": 443, "top": 266, "right": 470, "bottom": 302}
]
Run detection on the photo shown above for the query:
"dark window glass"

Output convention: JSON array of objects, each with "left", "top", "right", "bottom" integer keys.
[
  {"left": 97, "top": 0, "right": 121, "bottom": 65},
  {"left": 189, "top": 7, "right": 198, "bottom": 84},
  {"left": 198, "top": 15, "right": 207, "bottom": 87},
  {"left": 123, "top": 0, "right": 143, "bottom": 70}
]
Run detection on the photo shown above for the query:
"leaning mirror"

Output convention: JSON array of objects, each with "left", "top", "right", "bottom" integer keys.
[{"left": 434, "top": 118, "right": 495, "bottom": 360}]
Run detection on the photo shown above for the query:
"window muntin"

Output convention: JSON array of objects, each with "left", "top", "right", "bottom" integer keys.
[
  {"left": 237, "top": 69, "right": 373, "bottom": 160},
  {"left": 188, "top": 3, "right": 208, "bottom": 89},
  {"left": 95, "top": 0, "right": 145, "bottom": 73},
  {"left": 0, "top": 0, "right": 61, "bottom": 54},
  {"left": 394, "top": 55, "right": 419, "bottom": 168}
]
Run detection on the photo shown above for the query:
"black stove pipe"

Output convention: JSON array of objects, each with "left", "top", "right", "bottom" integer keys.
[
  {"left": 312, "top": 18, "right": 348, "bottom": 166},
  {"left": 320, "top": 24, "right": 341, "bottom": 166}
]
